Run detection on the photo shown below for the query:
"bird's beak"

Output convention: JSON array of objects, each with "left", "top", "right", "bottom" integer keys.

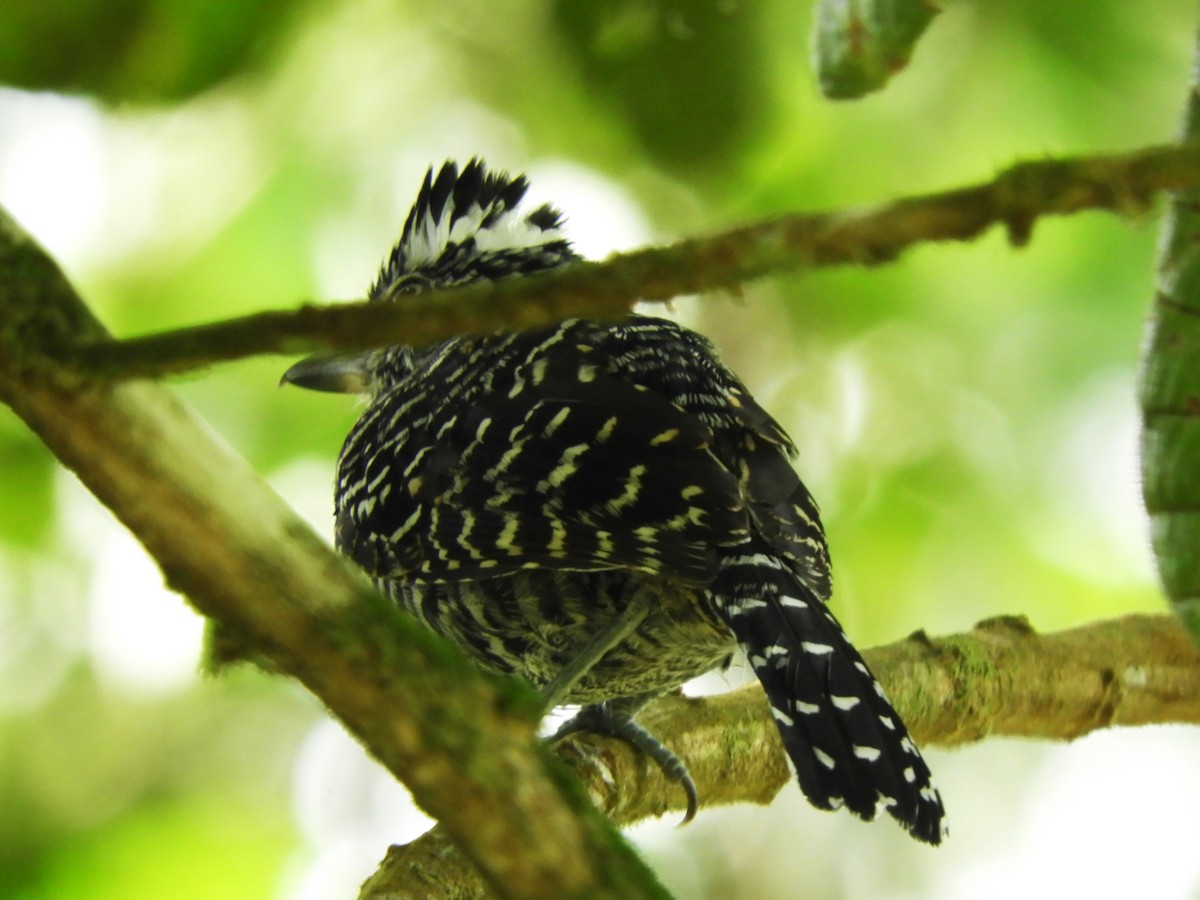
[{"left": 280, "top": 352, "right": 373, "bottom": 394}]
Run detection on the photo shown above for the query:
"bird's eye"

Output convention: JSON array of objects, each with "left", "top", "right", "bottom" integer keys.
[{"left": 386, "top": 280, "right": 424, "bottom": 299}]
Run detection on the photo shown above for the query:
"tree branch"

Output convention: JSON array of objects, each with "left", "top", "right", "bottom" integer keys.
[
  {"left": 61, "top": 139, "right": 1200, "bottom": 381},
  {"left": 361, "top": 612, "right": 1200, "bottom": 898},
  {"left": 0, "top": 209, "right": 670, "bottom": 899}
]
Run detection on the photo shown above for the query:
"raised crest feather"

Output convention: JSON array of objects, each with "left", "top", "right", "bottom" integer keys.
[{"left": 370, "top": 159, "right": 576, "bottom": 298}]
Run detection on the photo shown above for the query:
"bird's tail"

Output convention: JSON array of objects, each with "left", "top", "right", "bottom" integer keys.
[{"left": 710, "top": 549, "right": 947, "bottom": 844}]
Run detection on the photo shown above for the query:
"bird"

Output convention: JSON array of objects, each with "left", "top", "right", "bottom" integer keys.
[{"left": 282, "top": 158, "right": 947, "bottom": 843}]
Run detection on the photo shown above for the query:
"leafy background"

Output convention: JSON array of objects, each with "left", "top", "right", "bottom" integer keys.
[{"left": 1, "top": 1, "right": 1199, "bottom": 897}]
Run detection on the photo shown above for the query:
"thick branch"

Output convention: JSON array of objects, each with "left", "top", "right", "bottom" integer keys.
[
  {"left": 0, "top": 210, "right": 668, "bottom": 898},
  {"left": 66, "top": 139, "right": 1200, "bottom": 380},
  {"left": 363, "top": 612, "right": 1200, "bottom": 898}
]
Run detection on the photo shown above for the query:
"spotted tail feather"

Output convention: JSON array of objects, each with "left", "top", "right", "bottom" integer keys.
[{"left": 711, "top": 547, "right": 947, "bottom": 844}]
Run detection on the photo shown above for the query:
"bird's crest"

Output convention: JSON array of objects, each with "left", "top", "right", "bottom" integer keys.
[{"left": 371, "top": 159, "right": 576, "bottom": 298}]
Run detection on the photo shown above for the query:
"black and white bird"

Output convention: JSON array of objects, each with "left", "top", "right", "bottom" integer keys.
[{"left": 283, "top": 159, "right": 946, "bottom": 843}]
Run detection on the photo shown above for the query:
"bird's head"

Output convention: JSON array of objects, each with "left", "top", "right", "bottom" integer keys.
[{"left": 282, "top": 158, "right": 579, "bottom": 394}]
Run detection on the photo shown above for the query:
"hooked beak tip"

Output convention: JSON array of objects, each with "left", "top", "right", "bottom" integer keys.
[{"left": 280, "top": 354, "right": 372, "bottom": 394}]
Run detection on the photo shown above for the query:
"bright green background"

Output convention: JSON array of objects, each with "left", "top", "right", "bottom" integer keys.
[{"left": 1, "top": 2, "right": 1197, "bottom": 897}]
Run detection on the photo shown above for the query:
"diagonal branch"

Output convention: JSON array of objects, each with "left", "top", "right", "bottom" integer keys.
[
  {"left": 362, "top": 613, "right": 1200, "bottom": 898},
  {"left": 0, "top": 208, "right": 670, "bottom": 899},
  {"left": 61, "top": 139, "right": 1200, "bottom": 381}
]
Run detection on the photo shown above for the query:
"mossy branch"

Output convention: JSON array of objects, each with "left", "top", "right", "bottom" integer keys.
[
  {"left": 361, "top": 612, "right": 1200, "bottom": 897},
  {"left": 57, "top": 139, "right": 1200, "bottom": 382}
]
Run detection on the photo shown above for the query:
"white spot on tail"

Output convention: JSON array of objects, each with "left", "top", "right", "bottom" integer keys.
[
  {"left": 831, "top": 694, "right": 860, "bottom": 711},
  {"left": 814, "top": 747, "right": 836, "bottom": 770},
  {"left": 801, "top": 641, "right": 834, "bottom": 655},
  {"left": 853, "top": 745, "right": 881, "bottom": 762}
]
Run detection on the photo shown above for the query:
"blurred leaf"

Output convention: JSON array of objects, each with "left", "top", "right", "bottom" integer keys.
[
  {"left": 552, "top": 0, "right": 769, "bottom": 174},
  {"left": 14, "top": 799, "right": 293, "bottom": 900},
  {"left": 0, "top": 0, "right": 301, "bottom": 102},
  {"left": 0, "top": 411, "right": 54, "bottom": 547},
  {"left": 811, "top": 0, "right": 941, "bottom": 99},
  {"left": 1143, "top": 61, "right": 1200, "bottom": 646}
]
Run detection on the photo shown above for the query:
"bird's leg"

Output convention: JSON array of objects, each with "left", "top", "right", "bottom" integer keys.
[
  {"left": 552, "top": 694, "right": 699, "bottom": 825},
  {"left": 540, "top": 585, "right": 701, "bottom": 823},
  {"left": 539, "top": 585, "right": 653, "bottom": 709}
]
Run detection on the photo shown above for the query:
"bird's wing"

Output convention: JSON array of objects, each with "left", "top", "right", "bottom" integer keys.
[
  {"left": 334, "top": 323, "right": 749, "bottom": 584},
  {"left": 595, "top": 317, "right": 833, "bottom": 600}
]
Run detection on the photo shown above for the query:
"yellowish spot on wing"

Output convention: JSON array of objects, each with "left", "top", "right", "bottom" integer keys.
[{"left": 650, "top": 427, "right": 680, "bottom": 446}]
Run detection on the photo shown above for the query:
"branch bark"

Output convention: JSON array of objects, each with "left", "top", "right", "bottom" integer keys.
[
  {"left": 363, "top": 612, "right": 1200, "bottom": 898},
  {"left": 59, "top": 139, "right": 1200, "bottom": 381}
]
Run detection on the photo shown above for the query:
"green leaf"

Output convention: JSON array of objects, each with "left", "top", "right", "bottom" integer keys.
[
  {"left": 552, "top": 0, "right": 769, "bottom": 173},
  {"left": 1141, "top": 63, "right": 1200, "bottom": 647},
  {"left": 811, "top": 0, "right": 941, "bottom": 100},
  {"left": 0, "top": 0, "right": 297, "bottom": 103}
]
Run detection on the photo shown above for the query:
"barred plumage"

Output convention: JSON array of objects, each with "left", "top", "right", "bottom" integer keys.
[{"left": 284, "top": 159, "right": 947, "bottom": 843}]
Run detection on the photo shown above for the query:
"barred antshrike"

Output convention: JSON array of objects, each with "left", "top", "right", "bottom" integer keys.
[{"left": 283, "top": 159, "right": 946, "bottom": 843}]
